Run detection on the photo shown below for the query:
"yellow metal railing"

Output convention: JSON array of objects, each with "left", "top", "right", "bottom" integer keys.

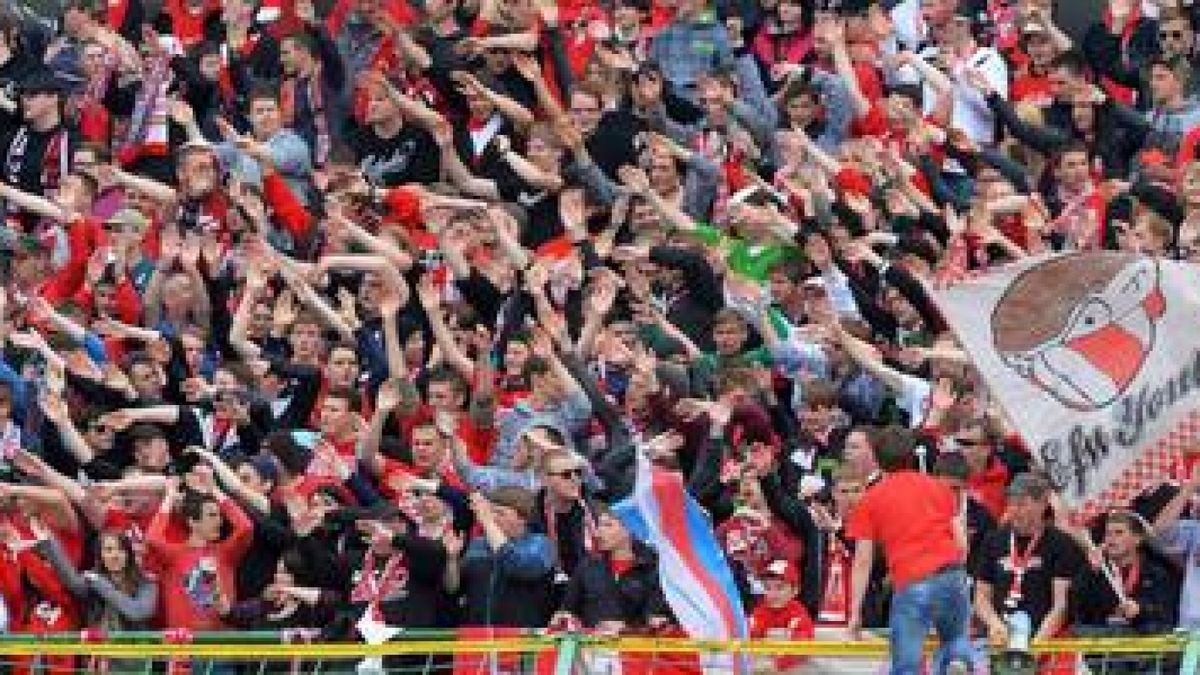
[{"left": 0, "top": 631, "right": 1191, "bottom": 673}]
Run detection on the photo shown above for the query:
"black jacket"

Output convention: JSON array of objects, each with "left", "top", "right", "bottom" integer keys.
[
  {"left": 561, "top": 542, "right": 670, "bottom": 628},
  {"left": 1082, "top": 18, "right": 1161, "bottom": 105},
  {"left": 1071, "top": 551, "right": 1178, "bottom": 632},
  {"left": 648, "top": 245, "right": 723, "bottom": 352}
]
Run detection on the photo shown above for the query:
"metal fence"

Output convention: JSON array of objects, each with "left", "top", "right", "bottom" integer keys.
[{"left": 0, "top": 630, "right": 1193, "bottom": 674}]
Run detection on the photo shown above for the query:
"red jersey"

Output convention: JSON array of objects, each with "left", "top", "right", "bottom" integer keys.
[
  {"left": 749, "top": 599, "right": 814, "bottom": 671},
  {"left": 146, "top": 497, "right": 253, "bottom": 630}
]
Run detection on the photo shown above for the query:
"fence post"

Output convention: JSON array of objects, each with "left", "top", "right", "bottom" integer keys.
[
  {"left": 1183, "top": 632, "right": 1200, "bottom": 675},
  {"left": 553, "top": 633, "right": 581, "bottom": 675}
]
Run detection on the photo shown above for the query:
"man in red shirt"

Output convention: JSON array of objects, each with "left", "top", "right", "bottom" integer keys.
[
  {"left": 846, "top": 426, "right": 972, "bottom": 675},
  {"left": 146, "top": 478, "right": 252, "bottom": 631}
]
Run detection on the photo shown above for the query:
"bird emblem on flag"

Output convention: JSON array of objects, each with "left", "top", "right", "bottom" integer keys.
[{"left": 991, "top": 254, "right": 1165, "bottom": 411}]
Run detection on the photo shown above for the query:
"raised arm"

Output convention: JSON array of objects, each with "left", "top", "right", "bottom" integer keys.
[
  {"left": 228, "top": 266, "right": 267, "bottom": 360},
  {"left": 37, "top": 393, "right": 97, "bottom": 466},
  {"left": 194, "top": 448, "right": 271, "bottom": 516},
  {"left": 415, "top": 276, "right": 474, "bottom": 379},
  {"left": 494, "top": 135, "right": 564, "bottom": 192},
  {"left": 110, "top": 166, "right": 178, "bottom": 204},
  {"left": 0, "top": 483, "right": 78, "bottom": 531},
  {"left": 277, "top": 261, "right": 355, "bottom": 343},
  {"left": 1154, "top": 465, "right": 1200, "bottom": 534},
  {"left": 822, "top": 19, "right": 872, "bottom": 119},
  {"left": 0, "top": 183, "right": 71, "bottom": 222},
  {"left": 827, "top": 316, "right": 909, "bottom": 393},
  {"left": 453, "top": 72, "right": 534, "bottom": 131}
]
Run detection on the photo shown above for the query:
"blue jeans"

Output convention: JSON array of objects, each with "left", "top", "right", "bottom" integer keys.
[{"left": 889, "top": 567, "right": 973, "bottom": 675}]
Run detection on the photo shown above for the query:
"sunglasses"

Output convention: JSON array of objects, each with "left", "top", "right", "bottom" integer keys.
[
  {"left": 549, "top": 468, "right": 583, "bottom": 480},
  {"left": 1161, "top": 30, "right": 1188, "bottom": 40}
]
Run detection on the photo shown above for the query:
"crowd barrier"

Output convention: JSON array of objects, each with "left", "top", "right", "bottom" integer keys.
[{"left": 0, "top": 630, "right": 1193, "bottom": 673}]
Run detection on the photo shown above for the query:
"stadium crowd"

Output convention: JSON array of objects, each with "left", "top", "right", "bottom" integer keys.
[{"left": 0, "top": 0, "right": 1197, "bottom": 672}]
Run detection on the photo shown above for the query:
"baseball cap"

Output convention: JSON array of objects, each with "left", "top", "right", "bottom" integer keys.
[
  {"left": 246, "top": 453, "right": 280, "bottom": 484},
  {"left": 18, "top": 69, "right": 68, "bottom": 95},
  {"left": 763, "top": 559, "right": 799, "bottom": 585},
  {"left": 1006, "top": 472, "right": 1051, "bottom": 499},
  {"left": 105, "top": 208, "right": 149, "bottom": 231}
]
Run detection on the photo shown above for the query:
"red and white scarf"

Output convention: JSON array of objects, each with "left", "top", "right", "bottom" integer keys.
[
  {"left": 281, "top": 70, "right": 331, "bottom": 167},
  {"left": 120, "top": 53, "right": 174, "bottom": 164},
  {"left": 350, "top": 549, "right": 409, "bottom": 621}
]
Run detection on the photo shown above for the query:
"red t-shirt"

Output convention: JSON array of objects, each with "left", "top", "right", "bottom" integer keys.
[
  {"left": 749, "top": 599, "right": 814, "bottom": 670},
  {"left": 146, "top": 497, "right": 253, "bottom": 630},
  {"left": 845, "top": 471, "right": 963, "bottom": 590},
  {"left": 2, "top": 518, "right": 83, "bottom": 633}
]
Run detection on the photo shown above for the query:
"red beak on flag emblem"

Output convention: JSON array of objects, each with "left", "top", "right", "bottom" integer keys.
[{"left": 1065, "top": 323, "right": 1146, "bottom": 392}]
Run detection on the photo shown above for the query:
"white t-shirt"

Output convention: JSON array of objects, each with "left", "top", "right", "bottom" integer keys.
[{"left": 946, "top": 46, "right": 1009, "bottom": 146}]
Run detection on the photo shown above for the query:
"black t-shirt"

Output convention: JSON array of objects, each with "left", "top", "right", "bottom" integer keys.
[
  {"left": 493, "top": 162, "right": 565, "bottom": 251},
  {"left": 586, "top": 107, "right": 645, "bottom": 180},
  {"left": 1, "top": 124, "right": 73, "bottom": 197},
  {"left": 348, "top": 122, "right": 441, "bottom": 187},
  {"left": 971, "top": 525, "right": 1082, "bottom": 630}
]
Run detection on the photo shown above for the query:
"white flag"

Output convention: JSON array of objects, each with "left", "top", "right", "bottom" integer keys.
[{"left": 932, "top": 252, "right": 1200, "bottom": 518}]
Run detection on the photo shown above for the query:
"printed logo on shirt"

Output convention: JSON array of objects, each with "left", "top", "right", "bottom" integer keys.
[
  {"left": 360, "top": 141, "right": 418, "bottom": 184},
  {"left": 183, "top": 556, "right": 222, "bottom": 610},
  {"left": 999, "top": 555, "right": 1043, "bottom": 574}
]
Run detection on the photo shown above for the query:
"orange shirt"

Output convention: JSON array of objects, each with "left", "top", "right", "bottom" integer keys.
[{"left": 845, "top": 471, "right": 963, "bottom": 590}]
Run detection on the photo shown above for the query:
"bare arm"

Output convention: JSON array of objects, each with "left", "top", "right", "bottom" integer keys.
[
  {"left": 794, "top": 130, "right": 842, "bottom": 176},
  {"left": 195, "top": 449, "right": 271, "bottom": 516},
  {"left": 437, "top": 137, "right": 502, "bottom": 200},
  {"left": 38, "top": 396, "right": 96, "bottom": 466},
  {"left": 0, "top": 484, "right": 78, "bottom": 531},
  {"left": 379, "top": 273, "right": 409, "bottom": 383},
  {"left": 496, "top": 137, "right": 564, "bottom": 192},
  {"left": 828, "top": 24, "right": 871, "bottom": 119},
  {"left": 277, "top": 263, "right": 355, "bottom": 343},
  {"left": 1036, "top": 579, "right": 1071, "bottom": 639},
  {"left": 0, "top": 183, "right": 70, "bottom": 222},
  {"left": 335, "top": 216, "right": 415, "bottom": 271},
  {"left": 415, "top": 278, "right": 475, "bottom": 378},
  {"left": 478, "top": 31, "right": 539, "bottom": 52},
  {"left": 848, "top": 539, "right": 874, "bottom": 637},
  {"left": 228, "top": 275, "right": 265, "bottom": 360},
  {"left": 829, "top": 318, "right": 908, "bottom": 392},
  {"left": 111, "top": 167, "right": 178, "bottom": 204}
]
